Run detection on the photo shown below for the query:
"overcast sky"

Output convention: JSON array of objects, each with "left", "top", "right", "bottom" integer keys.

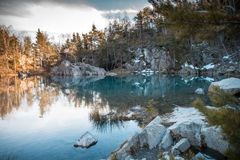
[{"left": 0, "top": 0, "right": 149, "bottom": 34}]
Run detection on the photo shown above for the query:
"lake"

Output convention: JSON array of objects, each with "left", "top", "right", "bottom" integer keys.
[{"left": 0, "top": 75, "right": 216, "bottom": 160}]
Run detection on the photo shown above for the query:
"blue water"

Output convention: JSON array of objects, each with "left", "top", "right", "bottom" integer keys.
[{"left": 0, "top": 75, "right": 215, "bottom": 160}]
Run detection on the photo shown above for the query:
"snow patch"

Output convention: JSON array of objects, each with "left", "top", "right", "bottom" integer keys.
[{"left": 202, "top": 63, "right": 215, "bottom": 70}]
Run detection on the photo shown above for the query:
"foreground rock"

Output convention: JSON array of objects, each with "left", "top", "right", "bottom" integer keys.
[
  {"left": 51, "top": 60, "right": 106, "bottom": 76},
  {"left": 171, "top": 138, "right": 190, "bottom": 155},
  {"left": 201, "top": 126, "right": 229, "bottom": 154},
  {"left": 74, "top": 131, "right": 97, "bottom": 148},
  {"left": 109, "top": 107, "right": 229, "bottom": 159},
  {"left": 109, "top": 116, "right": 165, "bottom": 160},
  {"left": 208, "top": 77, "right": 240, "bottom": 95}
]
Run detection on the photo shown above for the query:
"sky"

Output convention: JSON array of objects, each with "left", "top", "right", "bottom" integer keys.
[{"left": 0, "top": 0, "right": 150, "bottom": 34}]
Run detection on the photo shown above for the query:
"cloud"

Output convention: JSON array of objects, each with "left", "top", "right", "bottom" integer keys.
[
  {"left": 0, "top": 0, "right": 149, "bottom": 33},
  {"left": 0, "top": 0, "right": 149, "bottom": 17}
]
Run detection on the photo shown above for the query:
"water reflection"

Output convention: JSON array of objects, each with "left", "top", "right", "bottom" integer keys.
[
  {"left": 0, "top": 75, "right": 217, "bottom": 160},
  {"left": 0, "top": 75, "right": 213, "bottom": 120}
]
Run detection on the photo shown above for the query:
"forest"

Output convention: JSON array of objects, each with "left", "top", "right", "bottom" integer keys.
[{"left": 0, "top": 0, "right": 240, "bottom": 76}]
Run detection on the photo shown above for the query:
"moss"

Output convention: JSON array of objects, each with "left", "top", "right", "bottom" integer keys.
[
  {"left": 192, "top": 98, "right": 240, "bottom": 159},
  {"left": 208, "top": 86, "right": 238, "bottom": 107}
]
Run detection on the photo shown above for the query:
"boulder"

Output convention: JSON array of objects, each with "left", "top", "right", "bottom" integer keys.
[
  {"left": 139, "top": 116, "right": 166, "bottom": 149},
  {"left": 201, "top": 126, "right": 229, "bottom": 154},
  {"left": 208, "top": 77, "right": 240, "bottom": 95},
  {"left": 159, "top": 130, "right": 173, "bottom": 150},
  {"left": 74, "top": 131, "right": 97, "bottom": 148},
  {"left": 195, "top": 88, "right": 205, "bottom": 95},
  {"left": 171, "top": 138, "right": 190, "bottom": 155},
  {"left": 109, "top": 116, "right": 166, "bottom": 159},
  {"left": 169, "top": 121, "right": 203, "bottom": 147},
  {"left": 192, "top": 152, "right": 215, "bottom": 160},
  {"left": 51, "top": 60, "right": 106, "bottom": 77}
]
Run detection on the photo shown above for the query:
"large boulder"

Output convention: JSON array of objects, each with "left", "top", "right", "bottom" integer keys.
[
  {"left": 74, "top": 131, "right": 97, "bottom": 148},
  {"left": 51, "top": 60, "right": 106, "bottom": 76},
  {"left": 109, "top": 116, "right": 166, "bottom": 159},
  {"left": 208, "top": 77, "right": 240, "bottom": 95},
  {"left": 139, "top": 116, "right": 166, "bottom": 149},
  {"left": 201, "top": 126, "right": 229, "bottom": 154},
  {"left": 168, "top": 121, "right": 203, "bottom": 147},
  {"left": 171, "top": 138, "right": 191, "bottom": 155}
]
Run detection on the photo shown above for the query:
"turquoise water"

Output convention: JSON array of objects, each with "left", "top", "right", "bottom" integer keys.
[{"left": 0, "top": 75, "right": 215, "bottom": 160}]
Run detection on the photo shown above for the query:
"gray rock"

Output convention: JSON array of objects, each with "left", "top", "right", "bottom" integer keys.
[
  {"left": 139, "top": 116, "right": 166, "bottom": 149},
  {"left": 208, "top": 77, "right": 240, "bottom": 95},
  {"left": 195, "top": 88, "right": 205, "bottom": 95},
  {"left": 192, "top": 152, "right": 215, "bottom": 160},
  {"left": 169, "top": 121, "right": 203, "bottom": 147},
  {"left": 74, "top": 131, "right": 97, "bottom": 148},
  {"left": 159, "top": 130, "right": 173, "bottom": 150},
  {"left": 201, "top": 126, "right": 229, "bottom": 154},
  {"left": 171, "top": 138, "right": 190, "bottom": 155},
  {"left": 51, "top": 60, "right": 106, "bottom": 77},
  {"left": 161, "top": 152, "right": 184, "bottom": 160}
]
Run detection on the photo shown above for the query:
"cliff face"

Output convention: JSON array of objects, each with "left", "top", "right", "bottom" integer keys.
[{"left": 124, "top": 47, "right": 174, "bottom": 73}]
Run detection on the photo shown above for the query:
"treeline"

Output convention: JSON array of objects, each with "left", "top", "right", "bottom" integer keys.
[
  {"left": 0, "top": 27, "right": 59, "bottom": 75},
  {"left": 1, "top": 0, "right": 240, "bottom": 75},
  {"left": 61, "top": 0, "right": 240, "bottom": 70}
]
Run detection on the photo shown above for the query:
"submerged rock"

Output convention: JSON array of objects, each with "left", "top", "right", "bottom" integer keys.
[
  {"left": 208, "top": 77, "right": 240, "bottom": 95},
  {"left": 74, "top": 131, "right": 97, "bottom": 148},
  {"left": 201, "top": 126, "right": 229, "bottom": 154},
  {"left": 171, "top": 138, "right": 190, "bottom": 155},
  {"left": 195, "top": 88, "right": 205, "bottom": 95}
]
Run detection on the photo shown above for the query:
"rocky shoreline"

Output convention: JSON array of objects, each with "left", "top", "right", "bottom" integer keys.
[{"left": 108, "top": 106, "right": 229, "bottom": 160}]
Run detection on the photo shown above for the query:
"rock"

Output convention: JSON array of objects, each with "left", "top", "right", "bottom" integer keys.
[
  {"left": 74, "top": 131, "right": 97, "bottom": 148},
  {"left": 51, "top": 60, "right": 106, "bottom": 77},
  {"left": 192, "top": 152, "right": 215, "bottom": 160},
  {"left": 171, "top": 138, "right": 190, "bottom": 155},
  {"left": 109, "top": 116, "right": 166, "bottom": 159},
  {"left": 208, "top": 77, "right": 240, "bottom": 95},
  {"left": 161, "top": 152, "right": 184, "bottom": 160},
  {"left": 195, "top": 88, "right": 205, "bottom": 95},
  {"left": 159, "top": 130, "right": 173, "bottom": 150},
  {"left": 201, "top": 126, "right": 229, "bottom": 154},
  {"left": 139, "top": 116, "right": 166, "bottom": 149},
  {"left": 169, "top": 121, "right": 203, "bottom": 147},
  {"left": 106, "top": 72, "right": 117, "bottom": 76}
]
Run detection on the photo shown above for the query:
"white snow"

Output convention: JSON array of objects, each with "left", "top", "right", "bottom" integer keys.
[
  {"left": 201, "top": 77, "right": 215, "bottom": 82},
  {"left": 202, "top": 63, "right": 215, "bottom": 70},
  {"left": 161, "top": 107, "right": 206, "bottom": 125},
  {"left": 133, "top": 59, "right": 140, "bottom": 63},
  {"left": 223, "top": 55, "right": 230, "bottom": 59},
  {"left": 182, "top": 62, "right": 199, "bottom": 69},
  {"left": 141, "top": 69, "right": 154, "bottom": 73}
]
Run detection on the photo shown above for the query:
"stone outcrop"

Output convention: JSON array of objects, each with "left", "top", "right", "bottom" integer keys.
[
  {"left": 51, "top": 60, "right": 106, "bottom": 76},
  {"left": 109, "top": 107, "right": 229, "bottom": 160},
  {"left": 208, "top": 77, "right": 240, "bottom": 95},
  {"left": 131, "top": 47, "right": 173, "bottom": 73}
]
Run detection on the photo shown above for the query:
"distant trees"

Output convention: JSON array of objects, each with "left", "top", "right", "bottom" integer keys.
[{"left": 0, "top": 26, "right": 59, "bottom": 75}]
